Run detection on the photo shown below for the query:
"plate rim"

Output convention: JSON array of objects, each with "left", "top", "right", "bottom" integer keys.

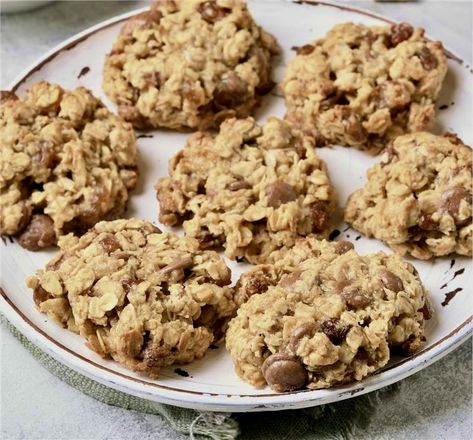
[{"left": 1, "top": 0, "right": 472, "bottom": 411}]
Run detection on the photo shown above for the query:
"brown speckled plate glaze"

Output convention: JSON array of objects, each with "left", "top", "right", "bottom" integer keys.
[{"left": 1, "top": 1, "right": 472, "bottom": 412}]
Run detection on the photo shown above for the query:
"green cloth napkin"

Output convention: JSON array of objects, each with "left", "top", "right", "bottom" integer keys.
[{"left": 2, "top": 315, "right": 471, "bottom": 440}]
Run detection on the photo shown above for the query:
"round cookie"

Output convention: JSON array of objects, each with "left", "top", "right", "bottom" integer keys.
[
  {"left": 103, "top": 0, "right": 279, "bottom": 130},
  {"left": 155, "top": 117, "right": 337, "bottom": 264},
  {"left": 226, "top": 238, "right": 429, "bottom": 391},
  {"left": 0, "top": 82, "right": 138, "bottom": 251},
  {"left": 26, "top": 218, "right": 236, "bottom": 377},
  {"left": 345, "top": 132, "right": 472, "bottom": 259},
  {"left": 281, "top": 22, "right": 447, "bottom": 153}
]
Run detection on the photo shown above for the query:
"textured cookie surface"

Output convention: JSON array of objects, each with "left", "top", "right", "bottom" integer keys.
[
  {"left": 345, "top": 132, "right": 472, "bottom": 259},
  {"left": 226, "top": 238, "right": 429, "bottom": 391},
  {"left": 103, "top": 0, "right": 279, "bottom": 130},
  {"left": 281, "top": 22, "right": 447, "bottom": 153},
  {"left": 0, "top": 82, "right": 138, "bottom": 250},
  {"left": 156, "top": 117, "right": 336, "bottom": 264},
  {"left": 26, "top": 218, "right": 236, "bottom": 377}
]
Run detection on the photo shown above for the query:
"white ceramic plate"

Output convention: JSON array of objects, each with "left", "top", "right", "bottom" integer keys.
[{"left": 1, "top": 1, "right": 472, "bottom": 412}]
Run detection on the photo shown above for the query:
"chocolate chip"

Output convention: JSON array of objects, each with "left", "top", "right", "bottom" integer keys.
[
  {"left": 278, "top": 271, "right": 302, "bottom": 288},
  {"left": 288, "top": 322, "right": 318, "bottom": 353},
  {"left": 417, "top": 46, "right": 438, "bottom": 70},
  {"left": 265, "top": 181, "right": 297, "bottom": 208},
  {"left": 389, "top": 23, "right": 413, "bottom": 47},
  {"left": 439, "top": 187, "right": 470, "bottom": 216},
  {"left": 379, "top": 269, "right": 404, "bottom": 292},
  {"left": 334, "top": 240, "right": 354, "bottom": 254},
  {"left": 198, "top": 1, "right": 230, "bottom": 23},
  {"left": 17, "top": 214, "right": 56, "bottom": 251},
  {"left": 335, "top": 279, "right": 371, "bottom": 309},
  {"left": 197, "top": 229, "right": 222, "bottom": 249},
  {"left": 294, "top": 44, "right": 315, "bottom": 55},
  {"left": 141, "top": 345, "right": 172, "bottom": 369},
  {"left": 418, "top": 213, "right": 438, "bottom": 231},
  {"left": 99, "top": 235, "right": 121, "bottom": 254},
  {"left": 321, "top": 319, "right": 350, "bottom": 345},
  {"left": 419, "top": 301, "right": 433, "bottom": 320},
  {"left": 310, "top": 200, "right": 329, "bottom": 232},
  {"left": 214, "top": 73, "right": 249, "bottom": 109},
  {"left": 261, "top": 353, "right": 308, "bottom": 392},
  {"left": 245, "top": 275, "right": 271, "bottom": 297},
  {"left": 33, "top": 285, "right": 51, "bottom": 306}
]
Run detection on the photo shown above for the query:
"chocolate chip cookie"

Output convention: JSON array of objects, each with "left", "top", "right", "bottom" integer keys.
[
  {"left": 345, "top": 132, "right": 472, "bottom": 259},
  {"left": 103, "top": 0, "right": 279, "bottom": 130},
  {"left": 155, "top": 117, "right": 336, "bottom": 264},
  {"left": 0, "top": 82, "right": 138, "bottom": 250},
  {"left": 226, "top": 238, "right": 429, "bottom": 391},
  {"left": 26, "top": 218, "right": 236, "bottom": 377},
  {"left": 281, "top": 22, "right": 447, "bottom": 153}
]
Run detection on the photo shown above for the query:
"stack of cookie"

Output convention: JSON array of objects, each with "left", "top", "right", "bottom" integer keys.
[{"left": 2, "top": 0, "right": 471, "bottom": 392}]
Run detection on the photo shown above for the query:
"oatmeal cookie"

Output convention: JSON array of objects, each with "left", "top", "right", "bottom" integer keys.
[
  {"left": 26, "top": 218, "right": 236, "bottom": 377},
  {"left": 155, "top": 117, "right": 336, "bottom": 264},
  {"left": 103, "top": 0, "right": 279, "bottom": 130},
  {"left": 281, "top": 22, "right": 447, "bottom": 153},
  {"left": 226, "top": 238, "right": 429, "bottom": 391},
  {"left": 345, "top": 132, "right": 472, "bottom": 259},
  {"left": 0, "top": 82, "right": 138, "bottom": 251}
]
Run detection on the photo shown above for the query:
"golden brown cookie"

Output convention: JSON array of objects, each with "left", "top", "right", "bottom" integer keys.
[
  {"left": 226, "top": 238, "right": 429, "bottom": 391},
  {"left": 103, "top": 0, "right": 279, "bottom": 130},
  {"left": 155, "top": 117, "right": 337, "bottom": 264},
  {"left": 345, "top": 132, "right": 472, "bottom": 259},
  {"left": 281, "top": 22, "right": 447, "bottom": 153},
  {"left": 0, "top": 82, "right": 138, "bottom": 250},
  {"left": 26, "top": 218, "right": 236, "bottom": 377}
]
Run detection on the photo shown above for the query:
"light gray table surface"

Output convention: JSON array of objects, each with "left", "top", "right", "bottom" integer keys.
[{"left": 1, "top": 1, "right": 472, "bottom": 439}]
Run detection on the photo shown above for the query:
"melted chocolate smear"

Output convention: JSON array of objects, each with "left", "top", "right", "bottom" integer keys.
[
  {"left": 438, "top": 104, "right": 449, "bottom": 110},
  {"left": 355, "top": 235, "right": 361, "bottom": 241},
  {"left": 1, "top": 235, "right": 6, "bottom": 245},
  {"left": 174, "top": 368, "right": 190, "bottom": 377},
  {"left": 343, "top": 226, "right": 351, "bottom": 232},
  {"left": 329, "top": 229, "right": 340, "bottom": 241},
  {"left": 209, "top": 344, "right": 219, "bottom": 350},
  {"left": 441, "top": 267, "right": 465, "bottom": 289},
  {"left": 453, "top": 267, "right": 465, "bottom": 279},
  {"left": 441, "top": 288, "right": 463, "bottom": 306},
  {"left": 8, "top": 236, "right": 14, "bottom": 243},
  {"left": 77, "top": 66, "right": 90, "bottom": 79},
  {"left": 450, "top": 259, "right": 456, "bottom": 269},
  {"left": 137, "top": 134, "right": 153, "bottom": 139}
]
